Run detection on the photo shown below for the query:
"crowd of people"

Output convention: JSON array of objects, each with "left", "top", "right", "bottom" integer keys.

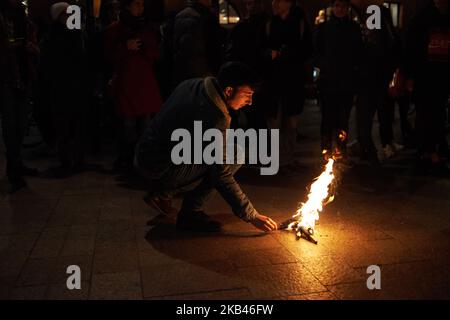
[{"left": 1, "top": 0, "right": 449, "bottom": 194}]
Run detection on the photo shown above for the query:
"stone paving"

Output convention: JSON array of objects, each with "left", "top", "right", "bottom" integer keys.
[{"left": 0, "top": 101, "right": 449, "bottom": 300}]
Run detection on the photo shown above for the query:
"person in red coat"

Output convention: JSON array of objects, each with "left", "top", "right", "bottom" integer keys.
[{"left": 104, "top": 0, "right": 162, "bottom": 171}]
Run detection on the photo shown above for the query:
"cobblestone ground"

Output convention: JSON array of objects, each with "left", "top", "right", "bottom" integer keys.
[{"left": 1, "top": 101, "right": 449, "bottom": 300}]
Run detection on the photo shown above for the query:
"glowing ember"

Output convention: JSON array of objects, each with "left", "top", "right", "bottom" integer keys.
[{"left": 283, "top": 158, "right": 336, "bottom": 243}]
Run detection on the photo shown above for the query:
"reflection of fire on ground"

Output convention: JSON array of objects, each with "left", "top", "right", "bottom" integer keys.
[{"left": 280, "top": 158, "right": 336, "bottom": 244}]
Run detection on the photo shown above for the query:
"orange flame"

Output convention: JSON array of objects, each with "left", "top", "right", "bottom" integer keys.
[{"left": 287, "top": 158, "right": 335, "bottom": 235}]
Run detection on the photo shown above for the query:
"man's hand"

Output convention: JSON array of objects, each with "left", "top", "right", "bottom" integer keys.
[
  {"left": 250, "top": 213, "right": 278, "bottom": 232},
  {"left": 127, "top": 38, "right": 142, "bottom": 51}
]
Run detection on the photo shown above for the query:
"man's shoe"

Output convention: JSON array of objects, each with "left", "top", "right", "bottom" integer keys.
[
  {"left": 176, "top": 210, "right": 222, "bottom": 232},
  {"left": 144, "top": 194, "right": 177, "bottom": 215}
]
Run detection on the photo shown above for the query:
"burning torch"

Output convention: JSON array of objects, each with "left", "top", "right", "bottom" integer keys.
[
  {"left": 280, "top": 218, "right": 318, "bottom": 244},
  {"left": 279, "top": 157, "right": 336, "bottom": 245}
]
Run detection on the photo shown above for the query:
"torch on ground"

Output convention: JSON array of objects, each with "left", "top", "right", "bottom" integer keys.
[
  {"left": 279, "top": 157, "right": 337, "bottom": 245},
  {"left": 279, "top": 218, "right": 318, "bottom": 244}
]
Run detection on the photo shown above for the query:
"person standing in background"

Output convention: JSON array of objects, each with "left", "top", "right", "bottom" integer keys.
[
  {"left": 0, "top": 0, "right": 38, "bottom": 192},
  {"left": 313, "top": 0, "right": 363, "bottom": 164},
  {"left": 104, "top": 0, "right": 162, "bottom": 172},
  {"left": 266, "top": 0, "right": 313, "bottom": 173},
  {"left": 39, "top": 2, "right": 88, "bottom": 178},
  {"left": 401, "top": 0, "right": 449, "bottom": 173}
]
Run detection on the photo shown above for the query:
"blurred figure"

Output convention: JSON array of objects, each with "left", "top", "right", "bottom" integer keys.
[
  {"left": 266, "top": 0, "right": 313, "bottom": 172},
  {"left": 172, "top": 0, "right": 225, "bottom": 86},
  {"left": 225, "top": 0, "right": 269, "bottom": 132},
  {"left": 101, "top": 0, "right": 121, "bottom": 27},
  {"left": 402, "top": 0, "right": 449, "bottom": 172},
  {"left": 226, "top": 0, "right": 268, "bottom": 72},
  {"left": 0, "top": 0, "right": 38, "bottom": 192},
  {"left": 357, "top": 4, "right": 401, "bottom": 165},
  {"left": 313, "top": 0, "right": 363, "bottom": 163},
  {"left": 39, "top": 2, "right": 88, "bottom": 177},
  {"left": 104, "top": 0, "right": 162, "bottom": 172},
  {"left": 315, "top": 9, "right": 326, "bottom": 26}
]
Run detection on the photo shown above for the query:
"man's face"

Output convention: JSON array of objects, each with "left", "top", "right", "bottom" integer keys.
[
  {"left": 127, "top": 0, "right": 145, "bottom": 17},
  {"left": 225, "top": 85, "right": 254, "bottom": 110},
  {"left": 434, "top": 0, "right": 449, "bottom": 14},
  {"left": 332, "top": 0, "right": 350, "bottom": 18}
]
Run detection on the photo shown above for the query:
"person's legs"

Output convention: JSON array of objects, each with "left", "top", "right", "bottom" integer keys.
[
  {"left": 320, "top": 92, "right": 336, "bottom": 155},
  {"left": 115, "top": 117, "right": 137, "bottom": 170},
  {"left": 180, "top": 167, "right": 220, "bottom": 213},
  {"left": 2, "top": 86, "right": 23, "bottom": 184},
  {"left": 429, "top": 92, "right": 448, "bottom": 159},
  {"left": 356, "top": 89, "right": 378, "bottom": 158},
  {"left": 378, "top": 96, "right": 395, "bottom": 148},
  {"left": 54, "top": 110, "right": 74, "bottom": 171},
  {"left": 177, "top": 164, "right": 244, "bottom": 232},
  {"left": 397, "top": 95, "right": 413, "bottom": 144},
  {"left": 280, "top": 90, "right": 303, "bottom": 167},
  {"left": 2, "top": 86, "right": 33, "bottom": 179},
  {"left": 72, "top": 108, "right": 86, "bottom": 167},
  {"left": 148, "top": 163, "right": 223, "bottom": 231},
  {"left": 415, "top": 93, "right": 436, "bottom": 157},
  {"left": 335, "top": 93, "right": 354, "bottom": 156}
]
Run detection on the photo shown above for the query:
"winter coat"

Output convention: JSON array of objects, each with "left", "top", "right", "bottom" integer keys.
[
  {"left": 39, "top": 22, "right": 87, "bottom": 112},
  {"left": 0, "top": 3, "right": 34, "bottom": 89},
  {"left": 172, "top": 1, "right": 224, "bottom": 84},
  {"left": 267, "top": 6, "right": 313, "bottom": 85},
  {"left": 360, "top": 6, "right": 400, "bottom": 91},
  {"left": 104, "top": 20, "right": 162, "bottom": 117},
  {"left": 313, "top": 15, "right": 363, "bottom": 94},
  {"left": 226, "top": 13, "right": 270, "bottom": 77},
  {"left": 402, "top": 3, "right": 450, "bottom": 95}
]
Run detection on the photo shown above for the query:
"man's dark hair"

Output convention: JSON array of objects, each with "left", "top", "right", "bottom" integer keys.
[{"left": 217, "top": 62, "right": 260, "bottom": 90}]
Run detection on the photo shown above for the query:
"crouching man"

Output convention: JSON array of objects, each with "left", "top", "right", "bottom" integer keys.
[{"left": 135, "top": 62, "right": 278, "bottom": 232}]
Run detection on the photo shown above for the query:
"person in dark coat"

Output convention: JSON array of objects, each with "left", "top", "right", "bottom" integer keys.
[
  {"left": 172, "top": 0, "right": 225, "bottom": 86},
  {"left": 104, "top": 0, "right": 163, "bottom": 171},
  {"left": 135, "top": 62, "right": 278, "bottom": 233},
  {"left": 313, "top": 0, "right": 363, "bottom": 162},
  {"left": 226, "top": 0, "right": 269, "bottom": 74},
  {"left": 0, "top": 0, "right": 38, "bottom": 192},
  {"left": 225, "top": 0, "right": 270, "bottom": 134},
  {"left": 357, "top": 4, "right": 400, "bottom": 165},
  {"left": 39, "top": 2, "right": 88, "bottom": 177},
  {"left": 401, "top": 0, "right": 449, "bottom": 171},
  {"left": 265, "top": 0, "right": 313, "bottom": 172}
]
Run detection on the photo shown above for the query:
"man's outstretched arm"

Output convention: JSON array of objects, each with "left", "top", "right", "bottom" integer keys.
[{"left": 215, "top": 164, "right": 277, "bottom": 232}]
